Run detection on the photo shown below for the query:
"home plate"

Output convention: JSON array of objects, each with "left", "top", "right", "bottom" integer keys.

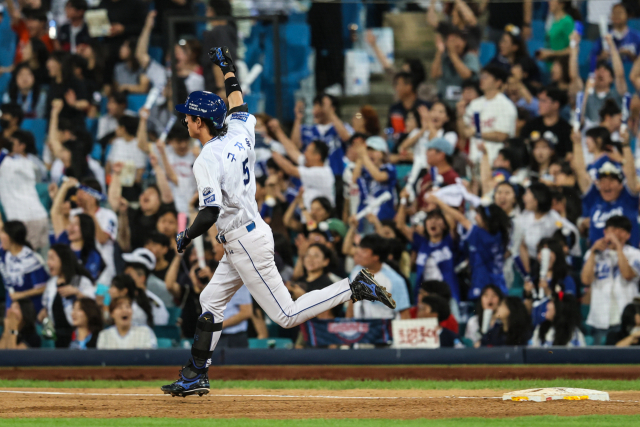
[{"left": 503, "top": 388, "right": 609, "bottom": 402}]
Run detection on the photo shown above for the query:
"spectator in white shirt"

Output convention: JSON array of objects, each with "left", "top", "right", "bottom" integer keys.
[
  {"left": 122, "top": 248, "right": 170, "bottom": 326},
  {"left": 97, "top": 296, "right": 157, "bottom": 349},
  {"left": 0, "top": 131, "right": 49, "bottom": 251},
  {"left": 346, "top": 234, "right": 411, "bottom": 319},
  {"left": 270, "top": 138, "right": 335, "bottom": 209},
  {"left": 106, "top": 115, "right": 147, "bottom": 194},
  {"left": 582, "top": 215, "right": 640, "bottom": 345},
  {"left": 461, "top": 65, "right": 517, "bottom": 165},
  {"left": 138, "top": 118, "right": 196, "bottom": 215}
]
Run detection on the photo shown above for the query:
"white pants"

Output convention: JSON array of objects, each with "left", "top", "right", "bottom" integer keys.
[{"left": 199, "top": 218, "right": 352, "bottom": 347}]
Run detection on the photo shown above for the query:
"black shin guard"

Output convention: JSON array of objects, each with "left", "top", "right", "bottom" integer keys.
[{"left": 188, "top": 312, "right": 222, "bottom": 373}]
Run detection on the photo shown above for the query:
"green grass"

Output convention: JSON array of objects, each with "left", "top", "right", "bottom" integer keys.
[
  {"left": 1, "top": 378, "right": 639, "bottom": 391},
  {"left": 3, "top": 416, "right": 640, "bottom": 427}
]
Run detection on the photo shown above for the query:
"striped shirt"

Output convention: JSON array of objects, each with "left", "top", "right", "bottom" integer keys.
[{"left": 96, "top": 325, "right": 158, "bottom": 349}]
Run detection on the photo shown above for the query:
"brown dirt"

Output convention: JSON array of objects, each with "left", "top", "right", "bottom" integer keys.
[
  {"left": 1, "top": 365, "right": 640, "bottom": 381},
  {"left": 0, "top": 388, "right": 639, "bottom": 419}
]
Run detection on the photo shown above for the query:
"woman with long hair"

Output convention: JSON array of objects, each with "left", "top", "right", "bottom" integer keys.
[
  {"left": 464, "top": 284, "right": 504, "bottom": 345},
  {"left": 39, "top": 244, "right": 96, "bottom": 348},
  {"left": 20, "top": 37, "right": 50, "bottom": 84},
  {"left": 108, "top": 274, "right": 154, "bottom": 328},
  {"left": 607, "top": 302, "right": 640, "bottom": 347},
  {"left": 429, "top": 195, "right": 512, "bottom": 299},
  {"left": 174, "top": 38, "right": 205, "bottom": 102},
  {"left": 490, "top": 27, "right": 540, "bottom": 91},
  {"left": 0, "top": 299, "right": 41, "bottom": 349},
  {"left": 288, "top": 243, "right": 343, "bottom": 319},
  {"left": 51, "top": 195, "right": 105, "bottom": 282},
  {"left": 413, "top": 209, "right": 459, "bottom": 303},
  {"left": 45, "top": 52, "right": 90, "bottom": 122},
  {"left": 0, "top": 220, "right": 49, "bottom": 313},
  {"left": 480, "top": 296, "right": 531, "bottom": 346},
  {"left": 3, "top": 63, "right": 47, "bottom": 118},
  {"left": 531, "top": 293, "right": 584, "bottom": 347},
  {"left": 69, "top": 297, "right": 103, "bottom": 349},
  {"left": 114, "top": 37, "right": 150, "bottom": 94},
  {"left": 529, "top": 135, "right": 559, "bottom": 184}
]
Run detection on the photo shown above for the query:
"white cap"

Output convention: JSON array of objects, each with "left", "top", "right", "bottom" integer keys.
[{"left": 122, "top": 248, "right": 156, "bottom": 271}]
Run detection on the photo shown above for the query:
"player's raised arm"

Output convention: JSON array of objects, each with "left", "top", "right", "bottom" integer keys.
[{"left": 208, "top": 46, "right": 245, "bottom": 111}]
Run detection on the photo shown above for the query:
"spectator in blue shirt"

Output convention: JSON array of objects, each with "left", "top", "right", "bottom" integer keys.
[
  {"left": 572, "top": 128, "right": 639, "bottom": 247},
  {"left": 590, "top": 3, "right": 640, "bottom": 65},
  {"left": 292, "top": 95, "right": 352, "bottom": 177},
  {"left": 428, "top": 196, "right": 512, "bottom": 299},
  {"left": 353, "top": 136, "right": 397, "bottom": 222},
  {"left": 218, "top": 285, "right": 252, "bottom": 348},
  {"left": 413, "top": 209, "right": 460, "bottom": 303},
  {"left": 0, "top": 220, "right": 49, "bottom": 312}
]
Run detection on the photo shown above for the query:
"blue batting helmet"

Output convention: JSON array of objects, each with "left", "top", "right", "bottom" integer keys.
[{"left": 175, "top": 91, "right": 227, "bottom": 129}]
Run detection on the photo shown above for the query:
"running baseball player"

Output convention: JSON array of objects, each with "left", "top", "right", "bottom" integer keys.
[{"left": 161, "top": 47, "right": 396, "bottom": 397}]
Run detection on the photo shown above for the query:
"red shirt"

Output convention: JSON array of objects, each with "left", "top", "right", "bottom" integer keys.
[
  {"left": 12, "top": 21, "right": 54, "bottom": 64},
  {"left": 417, "top": 168, "right": 459, "bottom": 210}
]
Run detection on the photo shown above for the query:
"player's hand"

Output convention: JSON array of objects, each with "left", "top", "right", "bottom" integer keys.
[
  {"left": 176, "top": 229, "right": 192, "bottom": 253},
  {"left": 208, "top": 46, "right": 236, "bottom": 74}
]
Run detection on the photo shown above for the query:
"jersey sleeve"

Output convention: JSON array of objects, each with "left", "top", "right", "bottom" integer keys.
[
  {"left": 192, "top": 153, "right": 223, "bottom": 210},
  {"left": 98, "top": 209, "right": 118, "bottom": 241},
  {"left": 227, "top": 111, "right": 256, "bottom": 140}
]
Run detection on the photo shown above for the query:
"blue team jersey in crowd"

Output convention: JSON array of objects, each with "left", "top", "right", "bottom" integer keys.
[
  {"left": 582, "top": 184, "right": 639, "bottom": 247},
  {"left": 55, "top": 232, "right": 104, "bottom": 281},
  {"left": 300, "top": 124, "right": 349, "bottom": 176},
  {"left": 0, "top": 246, "right": 49, "bottom": 312},
  {"left": 414, "top": 233, "right": 460, "bottom": 302},
  {"left": 356, "top": 164, "right": 397, "bottom": 221},
  {"left": 462, "top": 225, "right": 507, "bottom": 299},
  {"left": 591, "top": 28, "right": 640, "bottom": 64}
]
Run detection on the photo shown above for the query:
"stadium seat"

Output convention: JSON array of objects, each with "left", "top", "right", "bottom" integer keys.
[
  {"left": 149, "top": 46, "right": 164, "bottom": 64},
  {"left": 157, "top": 338, "right": 174, "bottom": 348},
  {"left": 479, "top": 42, "right": 496, "bottom": 67},
  {"left": 36, "top": 182, "right": 52, "bottom": 210},
  {"left": 531, "top": 20, "right": 546, "bottom": 42},
  {"left": 629, "top": 19, "right": 640, "bottom": 32},
  {"left": 395, "top": 164, "right": 412, "bottom": 186},
  {"left": 154, "top": 325, "right": 181, "bottom": 341},
  {"left": 167, "top": 306, "right": 182, "bottom": 325},
  {"left": 526, "top": 39, "right": 544, "bottom": 58},
  {"left": 21, "top": 118, "right": 48, "bottom": 156},
  {"left": 248, "top": 338, "right": 294, "bottom": 349},
  {"left": 127, "top": 94, "right": 147, "bottom": 113}
]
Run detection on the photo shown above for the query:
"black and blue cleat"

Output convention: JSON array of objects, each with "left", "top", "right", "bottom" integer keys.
[{"left": 349, "top": 268, "right": 396, "bottom": 309}]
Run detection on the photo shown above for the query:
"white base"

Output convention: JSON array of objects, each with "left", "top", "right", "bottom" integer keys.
[{"left": 503, "top": 388, "right": 610, "bottom": 402}]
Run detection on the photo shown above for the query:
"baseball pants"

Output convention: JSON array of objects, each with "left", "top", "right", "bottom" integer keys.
[{"left": 199, "top": 217, "right": 352, "bottom": 353}]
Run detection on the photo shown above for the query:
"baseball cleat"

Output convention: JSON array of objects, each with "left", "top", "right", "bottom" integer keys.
[
  {"left": 161, "top": 369, "right": 210, "bottom": 397},
  {"left": 350, "top": 268, "right": 396, "bottom": 309}
]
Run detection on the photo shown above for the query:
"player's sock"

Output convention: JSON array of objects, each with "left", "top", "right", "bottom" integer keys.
[{"left": 183, "top": 312, "right": 222, "bottom": 379}]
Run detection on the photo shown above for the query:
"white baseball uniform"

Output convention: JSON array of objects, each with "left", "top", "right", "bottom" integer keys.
[{"left": 192, "top": 110, "right": 352, "bottom": 350}]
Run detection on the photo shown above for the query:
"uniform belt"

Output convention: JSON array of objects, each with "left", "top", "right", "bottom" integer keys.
[{"left": 216, "top": 221, "right": 256, "bottom": 244}]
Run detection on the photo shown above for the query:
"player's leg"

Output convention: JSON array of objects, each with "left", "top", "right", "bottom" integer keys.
[
  {"left": 161, "top": 255, "right": 243, "bottom": 396},
  {"left": 226, "top": 220, "right": 395, "bottom": 329}
]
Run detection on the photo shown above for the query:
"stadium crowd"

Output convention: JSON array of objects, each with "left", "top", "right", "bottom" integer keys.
[{"left": 2, "top": 0, "right": 640, "bottom": 351}]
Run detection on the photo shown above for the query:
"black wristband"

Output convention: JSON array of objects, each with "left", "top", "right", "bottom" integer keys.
[{"left": 225, "top": 76, "right": 242, "bottom": 98}]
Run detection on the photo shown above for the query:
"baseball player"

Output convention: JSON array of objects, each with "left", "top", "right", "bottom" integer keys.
[{"left": 161, "top": 47, "right": 396, "bottom": 397}]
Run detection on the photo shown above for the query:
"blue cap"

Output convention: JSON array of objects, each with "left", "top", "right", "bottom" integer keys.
[
  {"left": 175, "top": 91, "right": 227, "bottom": 129},
  {"left": 596, "top": 161, "right": 623, "bottom": 181},
  {"left": 427, "top": 137, "right": 455, "bottom": 156}
]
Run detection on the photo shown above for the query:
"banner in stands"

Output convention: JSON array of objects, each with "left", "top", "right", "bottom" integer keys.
[
  {"left": 302, "top": 318, "right": 392, "bottom": 347},
  {"left": 392, "top": 318, "right": 440, "bottom": 349}
]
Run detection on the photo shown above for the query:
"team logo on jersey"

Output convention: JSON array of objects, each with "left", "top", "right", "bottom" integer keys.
[
  {"left": 202, "top": 187, "right": 213, "bottom": 196},
  {"left": 204, "top": 195, "right": 216, "bottom": 205},
  {"left": 231, "top": 112, "right": 249, "bottom": 122}
]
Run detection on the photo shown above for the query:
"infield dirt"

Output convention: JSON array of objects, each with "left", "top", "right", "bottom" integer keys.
[{"left": 1, "top": 388, "right": 639, "bottom": 419}]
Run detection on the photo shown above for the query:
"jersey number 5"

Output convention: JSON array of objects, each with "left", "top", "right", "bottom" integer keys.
[{"left": 242, "top": 158, "right": 250, "bottom": 186}]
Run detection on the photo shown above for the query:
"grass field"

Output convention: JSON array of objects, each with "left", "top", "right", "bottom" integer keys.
[
  {"left": 2, "top": 378, "right": 640, "bottom": 391},
  {"left": 3, "top": 416, "right": 640, "bottom": 427}
]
